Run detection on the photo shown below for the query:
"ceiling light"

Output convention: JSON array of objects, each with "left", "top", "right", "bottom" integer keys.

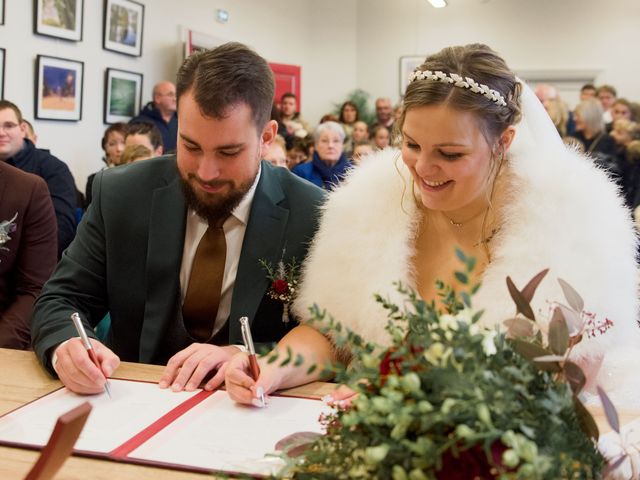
[{"left": 427, "top": 0, "right": 447, "bottom": 7}]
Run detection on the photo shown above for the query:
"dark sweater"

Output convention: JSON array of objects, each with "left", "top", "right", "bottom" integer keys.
[{"left": 6, "top": 140, "right": 77, "bottom": 258}]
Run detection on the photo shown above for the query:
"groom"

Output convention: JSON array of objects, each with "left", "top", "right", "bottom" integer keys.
[{"left": 31, "top": 42, "right": 325, "bottom": 394}]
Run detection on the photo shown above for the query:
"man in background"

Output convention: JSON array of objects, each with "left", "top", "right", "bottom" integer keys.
[
  {"left": 131, "top": 81, "right": 178, "bottom": 153},
  {"left": 0, "top": 161, "right": 57, "bottom": 349},
  {"left": 371, "top": 97, "right": 394, "bottom": 131},
  {"left": 125, "top": 121, "right": 164, "bottom": 158},
  {"left": 0, "top": 100, "right": 77, "bottom": 258}
]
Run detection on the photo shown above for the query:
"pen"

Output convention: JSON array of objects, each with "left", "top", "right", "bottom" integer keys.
[
  {"left": 239, "top": 316, "right": 265, "bottom": 407},
  {"left": 71, "top": 312, "right": 112, "bottom": 399}
]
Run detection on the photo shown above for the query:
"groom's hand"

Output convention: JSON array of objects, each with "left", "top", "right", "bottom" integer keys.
[{"left": 159, "top": 344, "right": 241, "bottom": 392}]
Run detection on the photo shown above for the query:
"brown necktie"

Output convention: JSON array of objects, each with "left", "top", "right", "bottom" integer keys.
[{"left": 182, "top": 223, "right": 226, "bottom": 342}]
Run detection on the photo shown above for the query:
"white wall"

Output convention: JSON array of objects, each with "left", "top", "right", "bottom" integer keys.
[
  {"left": 356, "top": 0, "right": 640, "bottom": 107},
  {"left": 0, "top": 0, "right": 358, "bottom": 193},
  {"left": 2, "top": 0, "right": 639, "bottom": 191}
]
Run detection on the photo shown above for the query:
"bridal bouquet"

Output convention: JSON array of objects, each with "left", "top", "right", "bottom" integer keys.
[{"left": 276, "top": 250, "right": 626, "bottom": 479}]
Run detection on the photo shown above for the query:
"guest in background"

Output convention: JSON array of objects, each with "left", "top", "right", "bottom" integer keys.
[
  {"left": 320, "top": 114, "right": 339, "bottom": 124},
  {"left": 596, "top": 85, "right": 617, "bottom": 124},
  {"left": 292, "top": 121, "right": 351, "bottom": 190},
  {"left": 351, "top": 141, "right": 374, "bottom": 165},
  {"left": 339, "top": 101, "right": 359, "bottom": 139},
  {"left": 286, "top": 136, "right": 311, "bottom": 170},
  {"left": 120, "top": 144, "right": 153, "bottom": 164},
  {"left": 611, "top": 98, "right": 635, "bottom": 123},
  {"left": 22, "top": 119, "right": 38, "bottom": 144},
  {"left": 544, "top": 97, "right": 569, "bottom": 138},
  {"left": 574, "top": 98, "right": 617, "bottom": 162},
  {"left": 125, "top": 121, "right": 164, "bottom": 158},
  {"left": 611, "top": 120, "right": 640, "bottom": 208},
  {"left": 130, "top": 81, "right": 178, "bottom": 153},
  {"left": 279, "top": 92, "right": 310, "bottom": 139},
  {"left": 264, "top": 135, "right": 288, "bottom": 168},
  {"left": 580, "top": 84, "right": 597, "bottom": 101},
  {"left": 371, "top": 97, "right": 394, "bottom": 132},
  {"left": 0, "top": 100, "right": 76, "bottom": 258},
  {"left": 371, "top": 124, "right": 390, "bottom": 149},
  {"left": 85, "top": 123, "right": 126, "bottom": 207},
  {"left": 0, "top": 162, "right": 57, "bottom": 349},
  {"left": 339, "top": 101, "right": 359, "bottom": 155},
  {"left": 351, "top": 120, "right": 370, "bottom": 144}
]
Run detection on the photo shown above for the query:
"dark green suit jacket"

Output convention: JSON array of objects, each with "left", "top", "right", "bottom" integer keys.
[{"left": 31, "top": 156, "right": 324, "bottom": 371}]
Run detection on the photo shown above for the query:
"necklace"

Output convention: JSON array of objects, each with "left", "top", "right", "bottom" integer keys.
[
  {"left": 473, "top": 227, "right": 501, "bottom": 247},
  {"left": 442, "top": 208, "right": 486, "bottom": 228}
]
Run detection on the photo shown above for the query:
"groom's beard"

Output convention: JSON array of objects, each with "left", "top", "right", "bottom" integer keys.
[{"left": 179, "top": 172, "right": 255, "bottom": 226}]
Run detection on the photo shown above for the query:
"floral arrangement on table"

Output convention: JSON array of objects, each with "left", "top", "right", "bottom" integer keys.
[
  {"left": 273, "top": 250, "right": 630, "bottom": 479},
  {"left": 259, "top": 255, "right": 300, "bottom": 324}
]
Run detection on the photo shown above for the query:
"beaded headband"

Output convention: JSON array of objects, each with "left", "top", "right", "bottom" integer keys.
[{"left": 408, "top": 69, "right": 507, "bottom": 107}]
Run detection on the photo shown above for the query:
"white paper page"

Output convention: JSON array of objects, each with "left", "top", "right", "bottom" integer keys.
[
  {"left": 129, "top": 391, "right": 332, "bottom": 476},
  {"left": 0, "top": 379, "right": 198, "bottom": 453}
]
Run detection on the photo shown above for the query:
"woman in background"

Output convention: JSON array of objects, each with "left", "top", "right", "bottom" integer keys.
[{"left": 85, "top": 123, "right": 126, "bottom": 207}]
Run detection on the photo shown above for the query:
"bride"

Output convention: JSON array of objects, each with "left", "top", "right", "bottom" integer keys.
[{"left": 225, "top": 44, "right": 639, "bottom": 415}]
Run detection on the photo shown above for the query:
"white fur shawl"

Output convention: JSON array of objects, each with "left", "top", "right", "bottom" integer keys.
[{"left": 293, "top": 145, "right": 640, "bottom": 407}]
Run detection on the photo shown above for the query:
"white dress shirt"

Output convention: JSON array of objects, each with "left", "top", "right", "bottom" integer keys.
[{"left": 179, "top": 166, "right": 261, "bottom": 338}]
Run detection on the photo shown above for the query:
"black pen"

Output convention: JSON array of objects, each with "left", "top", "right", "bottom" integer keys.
[{"left": 71, "top": 312, "right": 112, "bottom": 398}]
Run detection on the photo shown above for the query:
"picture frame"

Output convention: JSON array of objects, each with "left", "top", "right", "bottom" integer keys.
[
  {"left": 103, "top": 0, "right": 144, "bottom": 57},
  {"left": 35, "top": 55, "right": 84, "bottom": 121},
  {"left": 34, "top": 0, "right": 84, "bottom": 41},
  {"left": 104, "top": 68, "right": 142, "bottom": 124},
  {"left": 0, "top": 0, "right": 5, "bottom": 25},
  {"left": 399, "top": 55, "right": 426, "bottom": 97},
  {"left": 0, "top": 49, "right": 4, "bottom": 99}
]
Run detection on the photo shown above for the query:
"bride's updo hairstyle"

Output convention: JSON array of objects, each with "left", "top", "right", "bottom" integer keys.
[{"left": 399, "top": 44, "right": 522, "bottom": 151}]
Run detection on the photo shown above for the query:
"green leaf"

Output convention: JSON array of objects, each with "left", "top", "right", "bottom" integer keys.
[
  {"left": 294, "top": 354, "right": 304, "bottom": 367},
  {"left": 574, "top": 396, "right": 599, "bottom": 440},
  {"left": 563, "top": 361, "right": 586, "bottom": 395},
  {"left": 454, "top": 271, "right": 469, "bottom": 284},
  {"left": 521, "top": 268, "right": 549, "bottom": 303},
  {"left": 597, "top": 386, "right": 620, "bottom": 434},
  {"left": 506, "top": 276, "right": 535, "bottom": 321},
  {"left": 558, "top": 278, "right": 584, "bottom": 312},
  {"left": 306, "top": 364, "right": 317, "bottom": 375},
  {"left": 549, "top": 307, "right": 569, "bottom": 355}
]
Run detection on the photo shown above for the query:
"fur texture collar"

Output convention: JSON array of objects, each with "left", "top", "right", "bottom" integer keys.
[{"left": 294, "top": 146, "right": 640, "bottom": 401}]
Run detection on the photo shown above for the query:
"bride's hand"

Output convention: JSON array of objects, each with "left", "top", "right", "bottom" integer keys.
[{"left": 324, "top": 384, "right": 359, "bottom": 408}]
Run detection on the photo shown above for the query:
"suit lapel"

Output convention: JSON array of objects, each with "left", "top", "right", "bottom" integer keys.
[
  {"left": 228, "top": 163, "right": 289, "bottom": 342},
  {"left": 139, "top": 174, "right": 187, "bottom": 363}
]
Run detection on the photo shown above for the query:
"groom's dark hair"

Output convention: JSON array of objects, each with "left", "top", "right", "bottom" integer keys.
[{"left": 176, "top": 42, "right": 274, "bottom": 130}]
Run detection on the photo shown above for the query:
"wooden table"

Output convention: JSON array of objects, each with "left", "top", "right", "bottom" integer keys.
[{"left": 0, "top": 348, "right": 335, "bottom": 480}]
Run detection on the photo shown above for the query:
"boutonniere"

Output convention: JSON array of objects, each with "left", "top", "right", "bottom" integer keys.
[
  {"left": 259, "top": 253, "right": 300, "bottom": 324},
  {"left": 0, "top": 213, "right": 18, "bottom": 255}
]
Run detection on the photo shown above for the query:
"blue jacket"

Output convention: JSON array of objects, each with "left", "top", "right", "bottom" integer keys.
[
  {"left": 130, "top": 102, "right": 178, "bottom": 152},
  {"left": 292, "top": 152, "right": 352, "bottom": 190},
  {"left": 7, "top": 140, "right": 76, "bottom": 258}
]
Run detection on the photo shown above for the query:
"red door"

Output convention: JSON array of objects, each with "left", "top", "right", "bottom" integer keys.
[{"left": 269, "top": 63, "right": 301, "bottom": 109}]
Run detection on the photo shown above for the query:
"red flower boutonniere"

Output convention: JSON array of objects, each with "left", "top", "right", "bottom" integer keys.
[{"left": 259, "top": 255, "right": 300, "bottom": 324}]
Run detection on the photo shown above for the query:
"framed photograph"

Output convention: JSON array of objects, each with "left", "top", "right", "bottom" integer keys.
[
  {"left": 399, "top": 55, "right": 426, "bottom": 96},
  {"left": 103, "top": 0, "right": 144, "bottom": 57},
  {"left": 34, "top": 0, "right": 84, "bottom": 41},
  {"left": 104, "top": 68, "right": 142, "bottom": 124},
  {"left": 0, "top": 49, "right": 4, "bottom": 99},
  {"left": 0, "top": 0, "right": 5, "bottom": 25},
  {"left": 35, "top": 55, "right": 84, "bottom": 121}
]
